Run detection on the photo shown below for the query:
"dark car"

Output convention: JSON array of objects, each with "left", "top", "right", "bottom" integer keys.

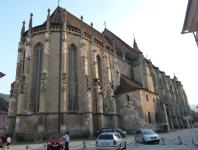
[
  {"left": 101, "top": 127, "right": 127, "bottom": 137},
  {"left": 47, "top": 134, "right": 65, "bottom": 150}
]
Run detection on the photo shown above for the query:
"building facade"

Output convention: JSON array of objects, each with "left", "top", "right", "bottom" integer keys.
[
  {"left": 7, "top": 6, "right": 192, "bottom": 140},
  {"left": 0, "top": 97, "right": 9, "bottom": 137}
]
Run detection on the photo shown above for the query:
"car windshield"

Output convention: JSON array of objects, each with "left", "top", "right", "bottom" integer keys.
[
  {"left": 49, "top": 136, "right": 62, "bottom": 140},
  {"left": 141, "top": 130, "right": 155, "bottom": 135},
  {"left": 117, "top": 127, "right": 124, "bottom": 131},
  {"left": 98, "top": 134, "right": 113, "bottom": 140}
]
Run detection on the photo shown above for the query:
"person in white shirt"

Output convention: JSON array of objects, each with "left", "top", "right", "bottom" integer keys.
[
  {"left": 7, "top": 137, "right": 11, "bottom": 149},
  {"left": 63, "top": 131, "right": 70, "bottom": 150}
]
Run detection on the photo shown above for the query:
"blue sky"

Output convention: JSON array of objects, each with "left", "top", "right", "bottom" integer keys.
[{"left": 0, "top": 0, "right": 197, "bottom": 105}]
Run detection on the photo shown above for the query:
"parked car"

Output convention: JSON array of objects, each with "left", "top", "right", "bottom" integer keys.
[
  {"left": 135, "top": 128, "right": 160, "bottom": 144},
  {"left": 0, "top": 138, "right": 2, "bottom": 148},
  {"left": 47, "top": 134, "right": 65, "bottom": 150},
  {"left": 96, "top": 132, "right": 126, "bottom": 150},
  {"left": 101, "top": 127, "right": 127, "bottom": 137}
]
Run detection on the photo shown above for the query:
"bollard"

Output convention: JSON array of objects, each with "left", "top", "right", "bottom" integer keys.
[
  {"left": 83, "top": 141, "right": 86, "bottom": 150},
  {"left": 178, "top": 136, "right": 182, "bottom": 144},
  {"left": 134, "top": 140, "right": 137, "bottom": 147},
  {"left": 26, "top": 146, "right": 29, "bottom": 150},
  {"left": 162, "top": 138, "right": 166, "bottom": 145},
  {"left": 44, "top": 144, "right": 47, "bottom": 150}
]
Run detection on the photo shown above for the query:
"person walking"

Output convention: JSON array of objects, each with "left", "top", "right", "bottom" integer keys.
[
  {"left": 6, "top": 137, "right": 11, "bottom": 149},
  {"left": 1, "top": 135, "right": 7, "bottom": 150},
  {"left": 63, "top": 131, "right": 70, "bottom": 150}
]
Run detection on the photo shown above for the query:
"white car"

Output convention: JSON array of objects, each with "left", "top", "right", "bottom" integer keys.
[{"left": 96, "top": 132, "right": 126, "bottom": 150}]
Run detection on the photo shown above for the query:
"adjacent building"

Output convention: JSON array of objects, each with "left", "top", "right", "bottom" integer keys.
[
  {"left": 0, "top": 97, "right": 9, "bottom": 137},
  {"left": 7, "top": 6, "right": 192, "bottom": 141},
  {"left": 182, "top": 0, "right": 198, "bottom": 47}
]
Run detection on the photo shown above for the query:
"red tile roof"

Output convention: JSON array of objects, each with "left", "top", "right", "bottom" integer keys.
[
  {"left": 115, "top": 74, "right": 142, "bottom": 94},
  {"left": 41, "top": 6, "right": 141, "bottom": 61},
  {"left": 0, "top": 97, "right": 9, "bottom": 112}
]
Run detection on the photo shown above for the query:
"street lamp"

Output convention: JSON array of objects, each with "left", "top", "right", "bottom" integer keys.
[{"left": 87, "top": 78, "right": 103, "bottom": 133}]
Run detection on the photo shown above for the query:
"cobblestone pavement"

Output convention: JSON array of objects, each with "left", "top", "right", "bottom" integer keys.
[{"left": 7, "top": 128, "right": 198, "bottom": 150}]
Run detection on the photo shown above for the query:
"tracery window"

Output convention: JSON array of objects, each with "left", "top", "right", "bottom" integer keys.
[
  {"left": 68, "top": 46, "right": 78, "bottom": 111},
  {"left": 34, "top": 45, "right": 43, "bottom": 112}
]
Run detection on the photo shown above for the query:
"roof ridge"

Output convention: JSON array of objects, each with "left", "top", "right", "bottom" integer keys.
[
  {"left": 105, "top": 28, "right": 141, "bottom": 54},
  {"left": 52, "top": 6, "right": 59, "bottom": 23}
]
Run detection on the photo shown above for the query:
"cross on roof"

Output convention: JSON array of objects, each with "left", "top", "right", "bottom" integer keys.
[
  {"left": 58, "top": 0, "right": 60, "bottom": 6},
  {"left": 104, "top": 21, "right": 107, "bottom": 29}
]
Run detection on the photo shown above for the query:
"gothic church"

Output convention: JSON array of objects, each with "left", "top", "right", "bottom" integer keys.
[{"left": 7, "top": 6, "right": 192, "bottom": 140}]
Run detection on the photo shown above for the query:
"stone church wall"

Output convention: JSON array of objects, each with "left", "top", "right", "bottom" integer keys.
[
  {"left": 140, "top": 90, "right": 158, "bottom": 131},
  {"left": 115, "top": 90, "right": 144, "bottom": 134}
]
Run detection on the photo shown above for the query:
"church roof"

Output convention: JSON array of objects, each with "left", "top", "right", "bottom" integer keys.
[
  {"left": 42, "top": 6, "right": 112, "bottom": 48},
  {"left": 104, "top": 29, "right": 141, "bottom": 60},
  {"left": 115, "top": 74, "right": 143, "bottom": 94},
  {"left": 41, "top": 6, "right": 141, "bottom": 61},
  {"left": 0, "top": 97, "right": 9, "bottom": 112}
]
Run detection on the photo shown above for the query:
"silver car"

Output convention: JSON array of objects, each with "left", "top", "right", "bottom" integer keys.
[
  {"left": 96, "top": 132, "right": 126, "bottom": 150},
  {"left": 135, "top": 128, "right": 161, "bottom": 144}
]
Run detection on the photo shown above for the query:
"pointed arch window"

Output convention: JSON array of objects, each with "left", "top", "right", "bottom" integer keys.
[
  {"left": 34, "top": 45, "right": 43, "bottom": 112},
  {"left": 97, "top": 55, "right": 102, "bottom": 86},
  {"left": 68, "top": 46, "right": 78, "bottom": 111}
]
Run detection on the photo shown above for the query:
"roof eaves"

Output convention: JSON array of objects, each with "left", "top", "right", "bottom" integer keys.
[{"left": 181, "top": 0, "right": 192, "bottom": 33}]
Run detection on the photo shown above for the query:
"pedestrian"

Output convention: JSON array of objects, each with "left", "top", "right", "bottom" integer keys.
[
  {"left": 63, "top": 131, "right": 70, "bottom": 150},
  {"left": 1, "top": 135, "right": 7, "bottom": 150},
  {"left": 6, "top": 137, "right": 11, "bottom": 149}
]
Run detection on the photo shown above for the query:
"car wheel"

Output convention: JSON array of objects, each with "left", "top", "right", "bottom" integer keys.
[
  {"left": 123, "top": 141, "right": 126, "bottom": 149},
  {"left": 156, "top": 141, "right": 159, "bottom": 144},
  {"left": 135, "top": 137, "right": 138, "bottom": 143},
  {"left": 142, "top": 138, "right": 146, "bottom": 144},
  {"left": 118, "top": 144, "right": 121, "bottom": 150}
]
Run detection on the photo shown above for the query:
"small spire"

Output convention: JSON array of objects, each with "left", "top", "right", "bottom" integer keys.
[
  {"left": 80, "top": 16, "right": 84, "bottom": 38},
  {"left": 81, "top": 15, "right": 83, "bottom": 29},
  {"left": 20, "top": 21, "right": 25, "bottom": 41},
  {"left": 28, "top": 13, "right": 33, "bottom": 35},
  {"left": 91, "top": 22, "right": 94, "bottom": 44},
  {"left": 29, "top": 13, "right": 33, "bottom": 28},
  {"left": 63, "top": 9, "right": 67, "bottom": 23},
  {"left": 91, "top": 22, "right": 93, "bottom": 36},
  {"left": 112, "top": 39, "right": 116, "bottom": 50},
  {"left": 133, "top": 35, "right": 140, "bottom": 51},
  {"left": 102, "top": 31, "right": 105, "bottom": 49},
  {"left": 134, "top": 37, "right": 137, "bottom": 45},
  {"left": 47, "top": 8, "right": 51, "bottom": 16}
]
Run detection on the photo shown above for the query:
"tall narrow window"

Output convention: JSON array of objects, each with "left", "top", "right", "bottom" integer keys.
[
  {"left": 34, "top": 45, "right": 43, "bottom": 112},
  {"left": 153, "top": 97, "right": 155, "bottom": 103},
  {"left": 155, "top": 113, "right": 158, "bottom": 124},
  {"left": 127, "top": 95, "right": 130, "bottom": 102},
  {"left": 146, "top": 94, "right": 149, "bottom": 101},
  {"left": 97, "top": 55, "right": 102, "bottom": 86},
  {"left": 148, "top": 112, "right": 151, "bottom": 124},
  {"left": 68, "top": 46, "right": 78, "bottom": 111}
]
